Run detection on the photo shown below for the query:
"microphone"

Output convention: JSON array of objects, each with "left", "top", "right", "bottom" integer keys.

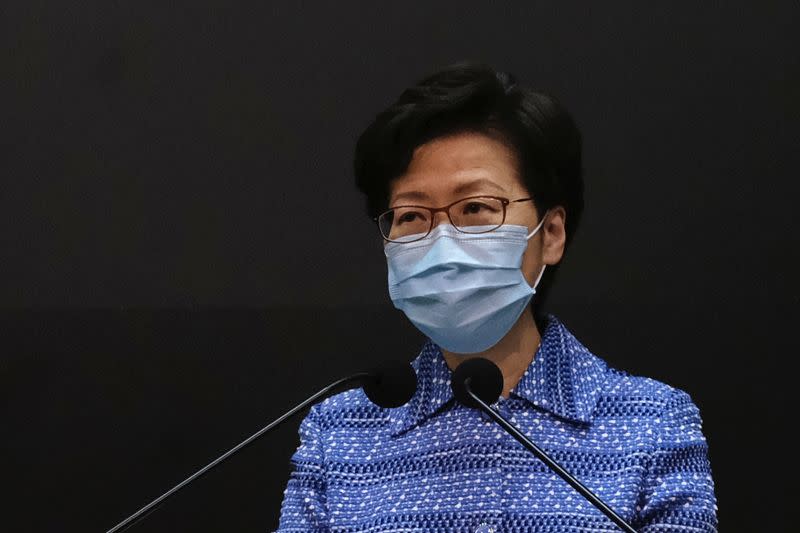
[
  {"left": 362, "top": 361, "right": 418, "bottom": 408},
  {"left": 106, "top": 362, "right": 417, "bottom": 533},
  {"left": 451, "top": 358, "right": 638, "bottom": 533}
]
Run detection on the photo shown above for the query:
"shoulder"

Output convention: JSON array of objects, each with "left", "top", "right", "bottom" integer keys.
[
  {"left": 596, "top": 363, "right": 704, "bottom": 428},
  {"left": 545, "top": 316, "right": 696, "bottom": 412},
  {"left": 306, "top": 386, "right": 393, "bottom": 431},
  {"left": 603, "top": 365, "right": 691, "bottom": 404},
  {"left": 540, "top": 315, "right": 701, "bottom": 422}
]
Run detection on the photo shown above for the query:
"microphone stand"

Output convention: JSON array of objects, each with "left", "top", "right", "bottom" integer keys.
[
  {"left": 464, "top": 378, "right": 639, "bottom": 533},
  {"left": 106, "top": 372, "right": 369, "bottom": 533}
]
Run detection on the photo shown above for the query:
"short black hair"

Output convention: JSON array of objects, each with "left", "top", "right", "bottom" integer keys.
[{"left": 354, "top": 61, "right": 584, "bottom": 316}]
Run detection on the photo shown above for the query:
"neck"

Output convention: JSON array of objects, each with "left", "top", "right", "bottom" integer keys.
[{"left": 443, "top": 310, "right": 541, "bottom": 398}]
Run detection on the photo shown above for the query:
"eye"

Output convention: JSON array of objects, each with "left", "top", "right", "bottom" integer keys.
[
  {"left": 462, "top": 201, "right": 492, "bottom": 215},
  {"left": 396, "top": 210, "right": 427, "bottom": 225}
]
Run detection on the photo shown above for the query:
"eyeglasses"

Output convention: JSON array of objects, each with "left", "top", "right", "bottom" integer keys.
[{"left": 375, "top": 195, "right": 535, "bottom": 243}]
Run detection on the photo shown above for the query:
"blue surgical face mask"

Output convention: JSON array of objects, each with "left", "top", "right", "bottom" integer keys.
[{"left": 384, "top": 219, "right": 547, "bottom": 354}]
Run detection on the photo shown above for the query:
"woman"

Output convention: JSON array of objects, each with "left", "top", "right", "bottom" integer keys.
[{"left": 276, "top": 62, "right": 718, "bottom": 532}]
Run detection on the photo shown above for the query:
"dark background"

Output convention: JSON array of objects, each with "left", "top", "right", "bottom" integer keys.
[{"left": 2, "top": 2, "right": 798, "bottom": 531}]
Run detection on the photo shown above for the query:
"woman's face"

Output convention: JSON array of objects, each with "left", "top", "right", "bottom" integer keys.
[{"left": 387, "top": 131, "right": 566, "bottom": 286}]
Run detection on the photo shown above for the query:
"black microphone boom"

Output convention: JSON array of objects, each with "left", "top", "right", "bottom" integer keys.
[
  {"left": 451, "top": 358, "right": 638, "bottom": 533},
  {"left": 106, "top": 363, "right": 416, "bottom": 533}
]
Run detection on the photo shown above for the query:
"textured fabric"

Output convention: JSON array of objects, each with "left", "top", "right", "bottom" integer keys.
[{"left": 275, "top": 316, "right": 718, "bottom": 532}]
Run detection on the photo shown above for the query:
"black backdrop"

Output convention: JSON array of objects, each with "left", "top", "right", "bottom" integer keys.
[{"left": 2, "top": 2, "right": 798, "bottom": 531}]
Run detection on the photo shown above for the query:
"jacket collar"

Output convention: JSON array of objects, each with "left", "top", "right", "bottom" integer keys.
[{"left": 389, "top": 315, "right": 607, "bottom": 436}]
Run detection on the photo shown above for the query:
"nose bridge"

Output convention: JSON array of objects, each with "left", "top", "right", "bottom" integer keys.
[{"left": 431, "top": 207, "right": 451, "bottom": 229}]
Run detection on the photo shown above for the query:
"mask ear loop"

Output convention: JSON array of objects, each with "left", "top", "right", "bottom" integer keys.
[
  {"left": 532, "top": 264, "right": 547, "bottom": 291},
  {"left": 525, "top": 211, "right": 549, "bottom": 291},
  {"left": 525, "top": 210, "right": 549, "bottom": 240}
]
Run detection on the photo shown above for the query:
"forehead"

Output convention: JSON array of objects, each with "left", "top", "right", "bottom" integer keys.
[{"left": 389, "top": 131, "right": 525, "bottom": 205}]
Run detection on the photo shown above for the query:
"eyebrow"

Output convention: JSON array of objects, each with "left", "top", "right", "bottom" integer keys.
[
  {"left": 391, "top": 177, "right": 508, "bottom": 205},
  {"left": 452, "top": 177, "right": 507, "bottom": 195}
]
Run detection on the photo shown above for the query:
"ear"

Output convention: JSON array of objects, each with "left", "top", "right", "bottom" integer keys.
[{"left": 541, "top": 206, "right": 567, "bottom": 266}]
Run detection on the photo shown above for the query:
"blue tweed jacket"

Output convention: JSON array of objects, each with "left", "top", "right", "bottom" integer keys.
[{"left": 276, "top": 316, "right": 718, "bottom": 532}]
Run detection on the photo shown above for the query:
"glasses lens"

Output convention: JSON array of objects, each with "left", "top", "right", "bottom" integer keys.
[
  {"left": 449, "top": 197, "right": 505, "bottom": 233},
  {"left": 378, "top": 207, "right": 431, "bottom": 242}
]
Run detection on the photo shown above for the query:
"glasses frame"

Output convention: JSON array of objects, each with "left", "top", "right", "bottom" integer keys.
[{"left": 374, "top": 195, "right": 535, "bottom": 243}]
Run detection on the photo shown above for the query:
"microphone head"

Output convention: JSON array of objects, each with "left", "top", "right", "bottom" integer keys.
[
  {"left": 362, "top": 362, "right": 417, "bottom": 408},
  {"left": 451, "top": 358, "right": 503, "bottom": 408}
]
